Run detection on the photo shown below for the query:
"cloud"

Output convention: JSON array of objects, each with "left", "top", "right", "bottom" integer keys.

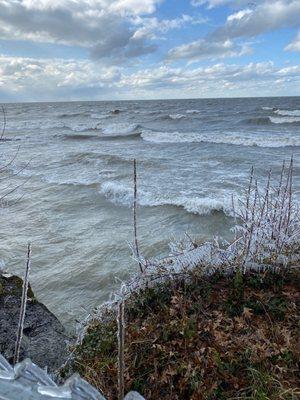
[
  {"left": 1, "top": 55, "right": 299, "bottom": 101},
  {"left": 0, "top": 55, "right": 121, "bottom": 101},
  {"left": 285, "top": 32, "right": 300, "bottom": 51},
  {"left": 132, "top": 14, "right": 206, "bottom": 40},
  {"left": 191, "top": 0, "right": 229, "bottom": 7},
  {"left": 191, "top": 0, "right": 250, "bottom": 8},
  {"left": 212, "top": 0, "right": 300, "bottom": 39},
  {"left": 0, "top": 0, "right": 162, "bottom": 63},
  {"left": 170, "top": 1, "right": 300, "bottom": 63},
  {"left": 167, "top": 38, "right": 250, "bottom": 62}
]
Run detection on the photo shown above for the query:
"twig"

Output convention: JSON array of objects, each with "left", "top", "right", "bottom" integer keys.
[
  {"left": 117, "top": 300, "right": 125, "bottom": 400},
  {"left": 14, "top": 243, "right": 32, "bottom": 365},
  {"left": 0, "top": 105, "right": 6, "bottom": 140},
  {"left": 133, "top": 159, "right": 143, "bottom": 273}
]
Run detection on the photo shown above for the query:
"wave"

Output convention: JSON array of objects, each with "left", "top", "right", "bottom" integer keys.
[
  {"left": 186, "top": 109, "right": 200, "bottom": 114},
  {"left": 243, "top": 116, "right": 300, "bottom": 125},
  {"left": 269, "top": 116, "right": 300, "bottom": 124},
  {"left": 57, "top": 112, "right": 88, "bottom": 118},
  {"left": 141, "top": 130, "right": 300, "bottom": 147},
  {"left": 261, "top": 106, "right": 276, "bottom": 111},
  {"left": 62, "top": 133, "right": 100, "bottom": 141},
  {"left": 159, "top": 114, "right": 185, "bottom": 121},
  {"left": 90, "top": 113, "right": 110, "bottom": 120},
  {"left": 169, "top": 114, "right": 185, "bottom": 120},
  {"left": 101, "top": 123, "right": 141, "bottom": 137},
  {"left": 100, "top": 181, "right": 232, "bottom": 216},
  {"left": 274, "top": 109, "right": 300, "bottom": 117},
  {"left": 44, "top": 174, "right": 98, "bottom": 187},
  {"left": 242, "top": 117, "right": 271, "bottom": 125}
]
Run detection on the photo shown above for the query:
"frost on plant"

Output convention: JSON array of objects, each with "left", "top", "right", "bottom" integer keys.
[
  {"left": 140, "top": 158, "right": 299, "bottom": 277},
  {"left": 78, "top": 161, "right": 299, "bottom": 342}
]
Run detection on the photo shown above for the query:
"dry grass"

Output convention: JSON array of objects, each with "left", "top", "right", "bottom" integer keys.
[{"left": 70, "top": 269, "right": 300, "bottom": 400}]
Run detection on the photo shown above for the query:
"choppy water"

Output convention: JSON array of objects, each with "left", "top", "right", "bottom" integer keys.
[{"left": 0, "top": 97, "right": 299, "bottom": 328}]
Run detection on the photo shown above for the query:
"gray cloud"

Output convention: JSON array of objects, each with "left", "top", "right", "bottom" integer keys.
[
  {"left": 169, "top": 1, "right": 300, "bottom": 62},
  {"left": 212, "top": 0, "right": 300, "bottom": 40},
  {"left": 1, "top": 55, "right": 299, "bottom": 101},
  {"left": 0, "top": 0, "right": 161, "bottom": 63},
  {"left": 167, "top": 38, "right": 250, "bottom": 62}
]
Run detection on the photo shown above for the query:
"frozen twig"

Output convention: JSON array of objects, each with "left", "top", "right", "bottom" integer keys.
[
  {"left": 117, "top": 300, "right": 125, "bottom": 400},
  {"left": 0, "top": 105, "right": 6, "bottom": 140},
  {"left": 14, "top": 243, "right": 32, "bottom": 365},
  {"left": 133, "top": 159, "right": 143, "bottom": 273}
]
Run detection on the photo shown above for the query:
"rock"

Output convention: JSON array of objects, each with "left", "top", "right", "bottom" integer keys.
[
  {"left": 0, "top": 274, "right": 69, "bottom": 372},
  {"left": 124, "top": 392, "right": 146, "bottom": 400}
]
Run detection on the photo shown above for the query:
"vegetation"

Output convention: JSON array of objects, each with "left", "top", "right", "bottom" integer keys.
[
  {"left": 62, "top": 159, "right": 300, "bottom": 399},
  {"left": 70, "top": 269, "right": 299, "bottom": 399}
]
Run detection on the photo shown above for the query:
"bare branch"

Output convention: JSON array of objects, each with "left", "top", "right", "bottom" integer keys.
[{"left": 14, "top": 243, "right": 32, "bottom": 365}]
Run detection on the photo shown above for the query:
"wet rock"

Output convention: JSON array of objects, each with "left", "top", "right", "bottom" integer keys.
[{"left": 0, "top": 274, "right": 69, "bottom": 372}]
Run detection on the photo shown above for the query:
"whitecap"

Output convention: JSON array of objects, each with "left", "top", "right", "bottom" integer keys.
[
  {"left": 102, "top": 123, "right": 140, "bottom": 137},
  {"left": 100, "top": 180, "right": 234, "bottom": 216},
  {"left": 269, "top": 116, "right": 300, "bottom": 124},
  {"left": 186, "top": 109, "right": 200, "bottom": 114},
  {"left": 261, "top": 106, "right": 275, "bottom": 111},
  {"left": 141, "top": 130, "right": 300, "bottom": 147},
  {"left": 169, "top": 114, "right": 185, "bottom": 120},
  {"left": 274, "top": 109, "right": 300, "bottom": 117},
  {"left": 90, "top": 113, "right": 110, "bottom": 120}
]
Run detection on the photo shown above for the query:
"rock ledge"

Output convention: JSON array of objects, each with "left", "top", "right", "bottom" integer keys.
[{"left": 0, "top": 274, "right": 68, "bottom": 372}]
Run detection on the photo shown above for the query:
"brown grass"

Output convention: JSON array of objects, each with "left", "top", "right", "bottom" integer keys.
[{"left": 69, "top": 269, "right": 300, "bottom": 399}]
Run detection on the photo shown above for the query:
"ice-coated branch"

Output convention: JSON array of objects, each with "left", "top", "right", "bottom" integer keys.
[
  {"left": 133, "top": 159, "right": 143, "bottom": 273},
  {"left": 14, "top": 243, "right": 32, "bottom": 365},
  {"left": 117, "top": 300, "right": 125, "bottom": 400}
]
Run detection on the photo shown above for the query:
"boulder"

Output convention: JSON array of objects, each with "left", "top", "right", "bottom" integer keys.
[{"left": 0, "top": 274, "right": 69, "bottom": 372}]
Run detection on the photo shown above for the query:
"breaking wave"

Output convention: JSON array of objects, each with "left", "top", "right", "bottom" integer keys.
[
  {"left": 269, "top": 116, "right": 300, "bottom": 124},
  {"left": 186, "top": 109, "right": 201, "bottom": 114},
  {"left": 141, "top": 130, "right": 300, "bottom": 147},
  {"left": 261, "top": 106, "right": 276, "bottom": 111},
  {"left": 101, "top": 123, "right": 141, "bottom": 137},
  {"left": 243, "top": 116, "right": 300, "bottom": 125},
  {"left": 100, "top": 181, "right": 233, "bottom": 216},
  {"left": 169, "top": 114, "right": 185, "bottom": 120},
  {"left": 274, "top": 109, "right": 300, "bottom": 117}
]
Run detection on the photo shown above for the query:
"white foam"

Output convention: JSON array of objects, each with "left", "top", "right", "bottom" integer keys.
[
  {"left": 102, "top": 123, "right": 139, "bottom": 137},
  {"left": 261, "top": 106, "right": 274, "bottom": 111},
  {"left": 100, "top": 181, "right": 233, "bottom": 216},
  {"left": 269, "top": 116, "right": 300, "bottom": 124},
  {"left": 169, "top": 114, "right": 185, "bottom": 120},
  {"left": 141, "top": 130, "right": 300, "bottom": 147},
  {"left": 90, "top": 113, "right": 109, "bottom": 120},
  {"left": 70, "top": 123, "right": 99, "bottom": 132},
  {"left": 274, "top": 109, "right": 300, "bottom": 117},
  {"left": 186, "top": 109, "right": 200, "bottom": 114}
]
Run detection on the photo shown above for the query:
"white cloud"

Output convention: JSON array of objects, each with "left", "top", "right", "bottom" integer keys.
[
  {"left": 1, "top": 55, "right": 299, "bottom": 101},
  {"left": 0, "top": 0, "right": 162, "bottom": 62},
  {"left": 285, "top": 32, "right": 300, "bottom": 51},
  {"left": 132, "top": 14, "right": 206, "bottom": 40},
  {"left": 213, "top": 0, "right": 300, "bottom": 39},
  {"left": 172, "top": 1, "right": 300, "bottom": 63},
  {"left": 227, "top": 8, "right": 252, "bottom": 22},
  {"left": 167, "top": 38, "right": 251, "bottom": 62},
  {"left": 191, "top": 0, "right": 249, "bottom": 8}
]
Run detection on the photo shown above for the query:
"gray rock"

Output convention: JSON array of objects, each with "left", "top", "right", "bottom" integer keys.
[
  {"left": 124, "top": 392, "right": 146, "bottom": 400},
  {"left": 0, "top": 274, "right": 69, "bottom": 372}
]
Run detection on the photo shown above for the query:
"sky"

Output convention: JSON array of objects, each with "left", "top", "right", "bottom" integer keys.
[{"left": 0, "top": 0, "right": 300, "bottom": 102}]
